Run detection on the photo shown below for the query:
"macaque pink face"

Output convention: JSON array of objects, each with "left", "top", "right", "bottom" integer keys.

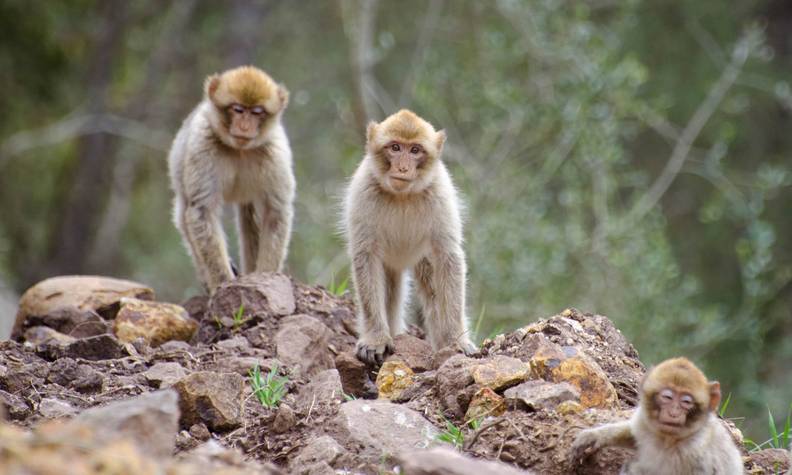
[
  {"left": 227, "top": 103, "right": 268, "bottom": 144},
  {"left": 383, "top": 141, "right": 427, "bottom": 191},
  {"left": 653, "top": 388, "right": 699, "bottom": 433}
]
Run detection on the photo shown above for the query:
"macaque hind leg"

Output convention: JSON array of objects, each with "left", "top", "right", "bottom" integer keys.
[
  {"left": 385, "top": 267, "right": 406, "bottom": 338},
  {"left": 253, "top": 198, "right": 292, "bottom": 273},
  {"left": 237, "top": 203, "right": 259, "bottom": 274},
  {"left": 422, "top": 246, "right": 475, "bottom": 354}
]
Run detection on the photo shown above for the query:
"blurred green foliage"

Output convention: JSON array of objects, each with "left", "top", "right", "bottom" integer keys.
[{"left": 0, "top": 0, "right": 790, "bottom": 439}]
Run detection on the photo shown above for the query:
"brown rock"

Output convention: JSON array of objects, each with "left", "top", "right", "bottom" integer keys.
[
  {"left": 13, "top": 275, "right": 154, "bottom": 338},
  {"left": 530, "top": 346, "right": 618, "bottom": 409},
  {"left": 431, "top": 345, "right": 461, "bottom": 370},
  {"left": 436, "top": 354, "right": 477, "bottom": 418},
  {"left": 0, "top": 390, "right": 30, "bottom": 420},
  {"left": 503, "top": 380, "right": 580, "bottom": 411},
  {"left": 556, "top": 400, "right": 584, "bottom": 415},
  {"left": 273, "top": 404, "right": 296, "bottom": 434},
  {"left": 208, "top": 273, "right": 296, "bottom": 323},
  {"left": 275, "top": 314, "right": 334, "bottom": 377},
  {"left": 464, "top": 387, "right": 506, "bottom": 422},
  {"left": 113, "top": 298, "right": 198, "bottom": 347},
  {"left": 24, "top": 326, "right": 76, "bottom": 346},
  {"left": 376, "top": 360, "right": 415, "bottom": 400},
  {"left": 38, "top": 398, "right": 77, "bottom": 418},
  {"left": 144, "top": 362, "right": 189, "bottom": 388},
  {"left": 47, "top": 358, "right": 104, "bottom": 393},
  {"left": 290, "top": 435, "right": 345, "bottom": 474},
  {"left": 386, "top": 334, "right": 433, "bottom": 372},
  {"left": 182, "top": 295, "right": 209, "bottom": 321},
  {"left": 20, "top": 307, "right": 108, "bottom": 339},
  {"left": 57, "top": 334, "right": 127, "bottom": 360},
  {"left": 470, "top": 355, "right": 530, "bottom": 391},
  {"left": 297, "top": 369, "right": 344, "bottom": 411},
  {"left": 334, "top": 351, "right": 377, "bottom": 398},
  {"left": 174, "top": 371, "right": 245, "bottom": 431},
  {"left": 189, "top": 423, "right": 211, "bottom": 441}
]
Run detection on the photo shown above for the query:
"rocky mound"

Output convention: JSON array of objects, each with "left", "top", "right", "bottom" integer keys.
[{"left": 0, "top": 273, "right": 786, "bottom": 474}]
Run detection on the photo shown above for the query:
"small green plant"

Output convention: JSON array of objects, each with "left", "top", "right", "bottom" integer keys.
[
  {"left": 435, "top": 416, "right": 465, "bottom": 449},
  {"left": 718, "top": 392, "right": 731, "bottom": 418},
  {"left": 249, "top": 363, "right": 288, "bottom": 409},
  {"left": 343, "top": 392, "right": 357, "bottom": 401},
  {"left": 232, "top": 303, "right": 249, "bottom": 330},
  {"left": 328, "top": 273, "right": 349, "bottom": 297},
  {"left": 473, "top": 304, "right": 486, "bottom": 343},
  {"left": 213, "top": 315, "right": 223, "bottom": 330},
  {"left": 745, "top": 404, "right": 792, "bottom": 451}
]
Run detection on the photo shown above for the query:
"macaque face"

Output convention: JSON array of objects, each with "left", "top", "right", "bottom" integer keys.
[
  {"left": 227, "top": 103, "right": 268, "bottom": 146},
  {"left": 652, "top": 387, "right": 701, "bottom": 434},
  {"left": 381, "top": 141, "right": 427, "bottom": 192}
]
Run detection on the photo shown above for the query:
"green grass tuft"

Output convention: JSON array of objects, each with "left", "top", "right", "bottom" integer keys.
[{"left": 249, "top": 363, "right": 288, "bottom": 409}]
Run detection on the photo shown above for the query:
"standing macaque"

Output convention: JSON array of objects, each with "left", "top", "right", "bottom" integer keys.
[
  {"left": 570, "top": 357, "right": 743, "bottom": 474},
  {"left": 342, "top": 109, "right": 476, "bottom": 365},
  {"left": 168, "top": 66, "right": 295, "bottom": 293}
]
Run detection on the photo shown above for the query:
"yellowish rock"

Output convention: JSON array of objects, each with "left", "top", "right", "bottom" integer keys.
[
  {"left": 375, "top": 360, "right": 415, "bottom": 400},
  {"left": 464, "top": 387, "right": 506, "bottom": 422},
  {"left": 555, "top": 400, "right": 584, "bottom": 415},
  {"left": 530, "top": 346, "right": 617, "bottom": 409},
  {"left": 113, "top": 298, "right": 197, "bottom": 347},
  {"left": 470, "top": 355, "right": 530, "bottom": 391}
]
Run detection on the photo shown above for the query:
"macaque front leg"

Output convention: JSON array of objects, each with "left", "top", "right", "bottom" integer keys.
[
  {"left": 184, "top": 202, "right": 234, "bottom": 292},
  {"left": 570, "top": 420, "right": 635, "bottom": 464},
  {"left": 425, "top": 243, "right": 476, "bottom": 354},
  {"left": 253, "top": 198, "right": 292, "bottom": 273},
  {"left": 352, "top": 250, "right": 393, "bottom": 365},
  {"left": 237, "top": 203, "right": 259, "bottom": 274}
]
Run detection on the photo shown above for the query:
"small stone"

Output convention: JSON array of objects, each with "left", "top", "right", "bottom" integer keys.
[
  {"left": 216, "top": 335, "right": 250, "bottom": 351},
  {"left": 503, "top": 380, "right": 580, "bottom": 411},
  {"left": 436, "top": 355, "right": 477, "bottom": 418},
  {"left": 144, "top": 362, "right": 188, "bottom": 388},
  {"left": 220, "top": 356, "right": 279, "bottom": 377},
  {"left": 189, "top": 422, "right": 211, "bottom": 441},
  {"left": 61, "top": 334, "right": 127, "bottom": 360},
  {"left": 297, "top": 369, "right": 344, "bottom": 412},
  {"left": 431, "top": 346, "right": 460, "bottom": 370},
  {"left": 273, "top": 404, "right": 296, "bottom": 434},
  {"left": 386, "top": 334, "right": 433, "bottom": 372},
  {"left": 290, "top": 435, "right": 345, "bottom": 475},
  {"left": 159, "top": 340, "right": 191, "bottom": 352},
  {"left": 24, "top": 326, "right": 76, "bottom": 346},
  {"left": 113, "top": 298, "right": 198, "bottom": 347},
  {"left": 335, "top": 352, "right": 377, "bottom": 398},
  {"left": 0, "top": 389, "right": 30, "bottom": 420},
  {"left": 397, "top": 446, "right": 530, "bottom": 475},
  {"left": 47, "top": 358, "right": 104, "bottom": 393},
  {"left": 556, "top": 400, "right": 584, "bottom": 415},
  {"left": 470, "top": 355, "right": 530, "bottom": 391},
  {"left": 173, "top": 371, "right": 245, "bottom": 431},
  {"left": 208, "top": 273, "right": 296, "bottom": 322},
  {"left": 38, "top": 398, "right": 77, "bottom": 418},
  {"left": 464, "top": 387, "right": 506, "bottom": 422},
  {"left": 530, "top": 346, "right": 617, "bottom": 409},
  {"left": 376, "top": 361, "right": 415, "bottom": 400},
  {"left": 275, "top": 315, "right": 334, "bottom": 377}
]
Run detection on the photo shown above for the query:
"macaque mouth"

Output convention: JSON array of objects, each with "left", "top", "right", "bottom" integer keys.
[{"left": 390, "top": 176, "right": 411, "bottom": 182}]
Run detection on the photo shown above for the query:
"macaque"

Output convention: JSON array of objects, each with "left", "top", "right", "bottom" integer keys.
[
  {"left": 570, "top": 357, "right": 742, "bottom": 474},
  {"left": 342, "top": 109, "right": 476, "bottom": 365},
  {"left": 168, "top": 66, "right": 295, "bottom": 293}
]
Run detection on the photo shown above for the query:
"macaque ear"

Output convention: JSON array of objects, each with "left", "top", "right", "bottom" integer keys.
[
  {"left": 204, "top": 74, "right": 221, "bottom": 100},
  {"left": 277, "top": 84, "right": 289, "bottom": 109},
  {"left": 366, "top": 121, "right": 379, "bottom": 145},
  {"left": 708, "top": 381, "right": 721, "bottom": 412},
  {"left": 435, "top": 129, "right": 447, "bottom": 150}
]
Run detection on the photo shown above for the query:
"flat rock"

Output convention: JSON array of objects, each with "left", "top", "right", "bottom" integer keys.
[
  {"left": 113, "top": 298, "right": 198, "bottom": 347},
  {"left": 331, "top": 399, "right": 437, "bottom": 462},
  {"left": 47, "top": 357, "right": 104, "bottom": 393},
  {"left": 38, "top": 398, "right": 77, "bottom": 418},
  {"left": 55, "top": 333, "right": 127, "bottom": 360},
  {"left": 335, "top": 351, "right": 377, "bottom": 398},
  {"left": 216, "top": 335, "right": 250, "bottom": 351},
  {"left": 208, "top": 273, "right": 295, "bottom": 322},
  {"left": 397, "top": 446, "right": 531, "bottom": 475},
  {"left": 464, "top": 387, "right": 506, "bottom": 422},
  {"left": 290, "top": 435, "right": 346, "bottom": 474},
  {"left": 21, "top": 307, "right": 108, "bottom": 339},
  {"left": 219, "top": 356, "right": 279, "bottom": 377},
  {"left": 297, "top": 369, "right": 344, "bottom": 412},
  {"left": 70, "top": 389, "right": 179, "bottom": 458},
  {"left": 386, "top": 334, "right": 433, "bottom": 372},
  {"left": 504, "top": 380, "right": 580, "bottom": 411},
  {"left": 24, "top": 326, "right": 76, "bottom": 346},
  {"left": 144, "top": 362, "right": 188, "bottom": 388},
  {"left": 275, "top": 314, "right": 334, "bottom": 377},
  {"left": 471, "top": 355, "right": 530, "bottom": 391},
  {"left": 376, "top": 360, "right": 415, "bottom": 400},
  {"left": 174, "top": 371, "right": 244, "bottom": 431},
  {"left": 12, "top": 275, "right": 154, "bottom": 338},
  {"left": 530, "top": 345, "right": 617, "bottom": 409},
  {"left": 0, "top": 389, "right": 30, "bottom": 420}
]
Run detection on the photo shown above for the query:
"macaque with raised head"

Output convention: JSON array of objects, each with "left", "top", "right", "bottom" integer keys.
[
  {"left": 571, "top": 357, "right": 742, "bottom": 474},
  {"left": 168, "top": 66, "right": 295, "bottom": 293},
  {"left": 343, "top": 109, "right": 476, "bottom": 365}
]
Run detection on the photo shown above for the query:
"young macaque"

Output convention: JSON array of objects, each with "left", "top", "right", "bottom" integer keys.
[
  {"left": 342, "top": 109, "right": 476, "bottom": 365},
  {"left": 168, "top": 66, "right": 295, "bottom": 293},
  {"left": 570, "top": 357, "right": 742, "bottom": 474}
]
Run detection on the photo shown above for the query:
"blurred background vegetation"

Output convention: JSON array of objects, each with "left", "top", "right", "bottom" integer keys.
[{"left": 0, "top": 0, "right": 790, "bottom": 441}]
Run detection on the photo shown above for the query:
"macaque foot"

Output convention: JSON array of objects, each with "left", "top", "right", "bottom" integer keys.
[{"left": 355, "top": 335, "right": 394, "bottom": 366}]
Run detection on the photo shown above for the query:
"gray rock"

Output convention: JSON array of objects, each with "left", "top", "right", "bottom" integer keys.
[
  {"left": 0, "top": 389, "right": 30, "bottom": 420},
  {"left": 504, "top": 380, "right": 580, "bottom": 411},
  {"left": 331, "top": 400, "right": 437, "bottom": 462},
  {"left": 290, "top": 435, "right": 346, "bottom": 475},
  {"left": 72, "top": 389, "right": 179, "bottom": 458},
  {"left": 334, "top": 351, "right": 377, "bottom": 399},
  {"left": 144, "top": 362, "right": 188, "bottom": 388},
  {"left": 386, "top": 333, "right": 434, "bottom": 372},
  {"left": 38, "top": 397, "right": 77, "bottom": 418},
  {"left": 24, "top": 326, "right": 76, "bottom": 346},
  {"left": 397, "top": 447, "right": 532, "bottom": 475},
  {"left": 273, "top": 404, "right": 296, "bottom": 434},
  {"left": 216, "top": 335, "right": 250, "bottom": 351},
  {"left": 435, "top": 354, "right": 477, "bottom": 418},
  {"left": 174, "top": 371, "right": 244, "bottom": 431},
  {"left": 220, "top": 356, "right": 280, "bottom": 377},
  {"left": 297, "top": 369, "right": 344, "bottom": 412},
  {"left": 209, "top": 273, "right": 296, "bottom": 323},
  {"left": 47, "top": 357, "right": 104, "bottom": 393},
  {"left": 59, "top": 334, "right": 127, "bottom": 360},
  {"left": 275, "top": 315, "right": 334, "bottom": 377}
]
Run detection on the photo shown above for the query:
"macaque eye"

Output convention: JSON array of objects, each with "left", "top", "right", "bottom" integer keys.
[
  {"left": 659, "top": 389, "right": 674, "bottom": 401},
  {"left": 231, "top": 104, "right": 245, "bottom": 114},
  {"left": 390, "top": 143, "right": 401, "bottom": 152},
  {"left": 680, "top": 395, "right": 694, "bottom": 407},
  {"left": 410, "top": 146, "right": 421, "bottom": 154},
  {"left": 250, "top": 106, "right": 265, "bottom": 115}
]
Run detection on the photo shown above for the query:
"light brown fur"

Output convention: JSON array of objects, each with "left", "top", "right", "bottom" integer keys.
[
  {"left": 342, "top": 110, "right": 476, "bottom": 365},
  {"left": 168, "top": 66, "right": 295, "bottom": 293},
  {"left": 571, "top": 357, "right": 743, "bottom": 474}
]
